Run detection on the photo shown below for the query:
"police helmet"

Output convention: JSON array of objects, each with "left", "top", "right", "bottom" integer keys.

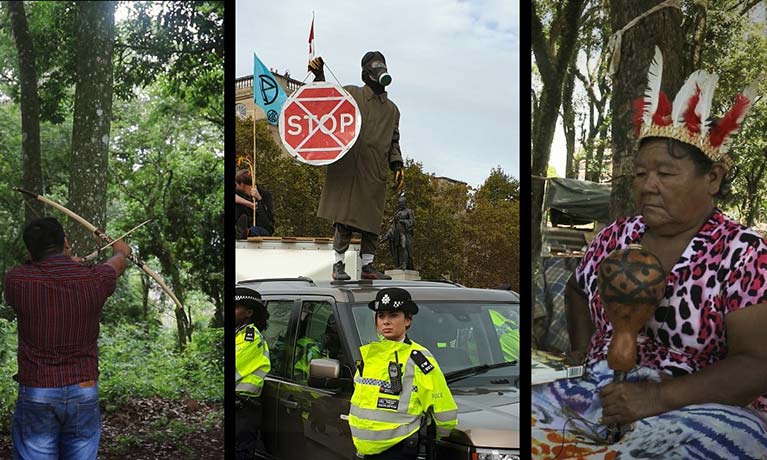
[
  {"left": 368, "top": 287, "right": 418, "bottom": 315},
  {"left": 235, "top": 286, "right": 264, "bottom": 311}
]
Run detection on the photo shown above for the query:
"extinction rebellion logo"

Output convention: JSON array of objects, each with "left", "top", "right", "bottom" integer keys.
[
  {"left": 259, "top": 75, "right": 280, "bottom": 124},
  {"left": 258, "top": 75, "right": 279, "bottom": 104}
]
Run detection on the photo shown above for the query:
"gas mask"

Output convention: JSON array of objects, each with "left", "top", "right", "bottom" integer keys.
[{"left": 361, "top": 51, "right": 391, "bottom": 92}]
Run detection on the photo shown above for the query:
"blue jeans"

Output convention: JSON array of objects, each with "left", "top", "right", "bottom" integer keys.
[{"left": 12, "top": 382, "right": 101, "bottom": 460}]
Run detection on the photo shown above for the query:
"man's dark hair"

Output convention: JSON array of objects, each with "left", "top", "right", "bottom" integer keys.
[
  {"left": 235, "top": 169, "right": 252, "bottom": 185},
  {"left": 23, "top": 217, "right": 66, "bottom": 261}
]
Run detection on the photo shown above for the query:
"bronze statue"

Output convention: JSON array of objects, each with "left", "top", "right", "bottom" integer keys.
[{"left": 382, "top": 196, "right": 415, "bottom": 270}]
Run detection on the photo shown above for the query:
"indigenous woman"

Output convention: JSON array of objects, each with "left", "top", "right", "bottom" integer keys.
[{"left": 532, "top": 48, "right": 767, "bottom": 458}]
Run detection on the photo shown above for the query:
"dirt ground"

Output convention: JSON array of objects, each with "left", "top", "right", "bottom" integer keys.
[{"left": 0, "top": 397, "right": 224, "bottom": 460}]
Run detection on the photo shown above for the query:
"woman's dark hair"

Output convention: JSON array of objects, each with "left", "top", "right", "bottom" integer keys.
[
  {"left": 23, "top": 217, "right": 65, "bottom": 261},
  {"left": 639, "top": 137, "right": 732, "bottom": 200},
  {"left": 252, "top": 306, "right": 269, "bottom": 332}
]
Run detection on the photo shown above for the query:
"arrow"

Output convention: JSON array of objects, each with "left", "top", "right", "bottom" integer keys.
[
  {"left": 14, "top": 187, "right": 184, "bottom": 311},
  {"left": 81, "top": 219, "right": 153, "bottom": 262}
]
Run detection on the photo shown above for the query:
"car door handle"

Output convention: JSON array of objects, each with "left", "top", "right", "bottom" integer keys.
[{"left": 280, "top": 398, "right": 299, "bottom": 409}]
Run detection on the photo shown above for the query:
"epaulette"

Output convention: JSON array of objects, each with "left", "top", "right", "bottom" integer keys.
[
  {"left": 410, "top": 349, "right": 434, "bottom": 374},
  {"left": 244, "top": 327, "right": 255, "bottom": 342}
]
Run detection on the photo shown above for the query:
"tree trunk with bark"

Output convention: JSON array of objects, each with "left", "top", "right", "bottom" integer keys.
[
  {"left": 562, "top": 53, "right": 578, "bottom": 178},
  {"left": 531, "top": 0, "right": 587, "bottom": 272},
  {"left": 68, "top": 1, "right": 115, "bottom": 253},
  {"left": 7, "top": 1, "right": 43, "bottom": 222},
  {"left": 608, "top": 0, "right": 684, "bottom": 219}
]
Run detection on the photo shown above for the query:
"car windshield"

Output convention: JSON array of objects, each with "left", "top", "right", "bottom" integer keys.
[{"left": 351, "top": 302, "right": 519, "bottom": 375}]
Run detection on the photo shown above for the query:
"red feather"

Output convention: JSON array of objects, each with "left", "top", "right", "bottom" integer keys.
[
  {"left": 653, "top": 92, "right": 672, "bottom": 126},
  {"left": 710, "top": 94, "right": 750, "bottom": 147},
  {"left": 633, "top": 97, "right": 648, "bottom": 137},
  {"left": 683, "top": 86, "right": 701, "bottom": 133}
]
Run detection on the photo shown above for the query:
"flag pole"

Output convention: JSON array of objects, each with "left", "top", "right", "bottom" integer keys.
[
  {"left": 312, "top": 11, "right": 316, "bottom": 58},
  {"left": 252, "top": 108, "right": 257, "bottom": 229}
]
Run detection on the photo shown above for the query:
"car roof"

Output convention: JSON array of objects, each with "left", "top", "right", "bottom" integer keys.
[{"left": 236, "top": 278, "right": 520, "bottom": 305}]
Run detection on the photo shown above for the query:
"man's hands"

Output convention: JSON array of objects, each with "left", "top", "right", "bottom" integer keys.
[
  {"left": 393, "top": 168, "right": 405, "bottom": 192},
  {"left": 308, "top": 57, "right": 325, "bottom": 81},
  {"left": 600, "top": 380, "right": 666, "bottom": 425},
  {"left": 105, "top": 238, "right": 132, "bottom": 276},
  {"left": 111, "top": 239, "right": 133, "bottom": 258}
]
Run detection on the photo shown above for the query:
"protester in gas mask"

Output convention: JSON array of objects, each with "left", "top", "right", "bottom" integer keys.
[{"left": 309, "top": 51, "right": 405, "bottom": 281}]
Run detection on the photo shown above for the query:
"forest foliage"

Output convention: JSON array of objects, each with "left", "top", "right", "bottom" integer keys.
[
  {"left": 531, "top": 0, "right": 767, "bottom": 227},
  {"left": 0, "top": 1, "right": 224, "bottom": 442}
]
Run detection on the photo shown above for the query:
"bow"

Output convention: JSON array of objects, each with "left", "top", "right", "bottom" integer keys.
[{"left": 15, "top": 187, "right": 184, "bottom": 312}]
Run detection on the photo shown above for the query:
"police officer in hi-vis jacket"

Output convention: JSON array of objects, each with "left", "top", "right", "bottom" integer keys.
[
  {"left": 234, "top": 287, "right": 271, "bottom": 460},
  {"left": 349, "top": 288, "right": 458, "bottom": 459}
]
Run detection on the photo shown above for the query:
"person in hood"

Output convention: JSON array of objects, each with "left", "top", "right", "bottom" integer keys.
[{"left": 309, "top": 51, "right": 404, "bottom": 281}]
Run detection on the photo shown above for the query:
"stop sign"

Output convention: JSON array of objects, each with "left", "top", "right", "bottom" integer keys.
[{"left": 278, "top": 82, "right": 362, "bottom": 166}]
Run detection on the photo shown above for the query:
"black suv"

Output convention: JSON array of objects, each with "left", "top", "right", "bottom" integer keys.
[{"left": 237, "top": 278, "right": 520, "bottom": 460}]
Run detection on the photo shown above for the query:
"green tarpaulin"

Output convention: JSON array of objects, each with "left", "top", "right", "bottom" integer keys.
[{"left": 544, "top": 177, "right": 611, "bottom": 223}]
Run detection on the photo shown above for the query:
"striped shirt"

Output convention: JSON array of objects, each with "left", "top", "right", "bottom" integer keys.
[{"left": 5, "top": 255, "right": 118, "bottom": 387}]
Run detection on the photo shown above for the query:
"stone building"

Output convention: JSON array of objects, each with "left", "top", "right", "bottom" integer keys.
[
  {"left": 236, "top": 71, "right": 304, "bottom": 156},
  {"left": 235, "top": 71, "right": 304, "bottom": 121}
]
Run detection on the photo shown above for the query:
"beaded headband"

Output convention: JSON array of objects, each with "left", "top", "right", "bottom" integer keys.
[{"left": 633, "top": 46, "right": 759, "bottom": 171}]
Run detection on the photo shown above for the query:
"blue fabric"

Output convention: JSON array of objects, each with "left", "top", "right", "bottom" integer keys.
[
  {"left": 253, "top": 52, "right": 288, "bottom": 125},
  {"left": 12, "top": 383, "right": 100, "bottom": 460},
  {"left": 248, "top": 226, "right": 272, "bottom": 237},
  {"left": 531, "top": 361, "right": 767, "bottom": 459}
]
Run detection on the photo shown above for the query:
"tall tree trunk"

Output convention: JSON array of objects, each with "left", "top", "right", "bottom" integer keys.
[
  {"left": 210, "top": 288, "right": 223, "bottom": 328},
  {"left": 608, "top": 0, "right": 684, "bottom": 219},
  {"left": 7, "top": 1, "right": 43, "bottom": 222},
  {"left": 589, "top": 118, "right": 609, "bottom": 182},
  {"left": 562, "top": 58, "right": 577, "bottom": 179},
  {"left": 141, "top": 272, "right": 150, "bottom": 319},
  {"left": 68, "top": 1, "right": 115, "bottom": 253},
  {"left": 531, "top": 0, "right": 586, "bottom": 272}
]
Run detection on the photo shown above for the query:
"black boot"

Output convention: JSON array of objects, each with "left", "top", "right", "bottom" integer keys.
[
  {"left": 361, "top": 263, "right": 391, "bottom": 280},
  {"left": 332, "top": 261, "right": 351, "bottom": 281}
]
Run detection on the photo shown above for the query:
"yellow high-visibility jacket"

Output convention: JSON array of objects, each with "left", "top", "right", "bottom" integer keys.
[
  {"left": 349, "top": 338, "right": 458, "bottom": 456},
  {"left": 235, "top": 324, "right": 271, "bottom": 397},
  {"left": 490, "top": 309, "right": 519, "bottom": 362}
]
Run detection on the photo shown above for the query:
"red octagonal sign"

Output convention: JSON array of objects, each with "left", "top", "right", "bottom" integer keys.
[{"left": 279, "top": 82, "right": 362, "bottom": 166}]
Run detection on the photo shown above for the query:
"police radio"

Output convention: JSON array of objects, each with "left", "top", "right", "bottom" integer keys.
[{"left": 388, "top": 351, "right": 402, "bottom": 394}]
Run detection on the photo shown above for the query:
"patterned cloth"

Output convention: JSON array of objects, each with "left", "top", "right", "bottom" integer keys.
[
  {"left": 534, "top": 256, "right": 581, "bottom": 354},
  {"left": 576, "top": 209, "right": 767, "bottom": 410},
  {"left": 532, "top": 210, "right": 767, "bottom": 458},
  {"left": 532, "top": 361, "right": 767, "bottom": 459}
]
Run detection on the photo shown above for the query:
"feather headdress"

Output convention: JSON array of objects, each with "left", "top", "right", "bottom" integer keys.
[{"left": 633, "top": 46, "right": 760, "bottom": 171}]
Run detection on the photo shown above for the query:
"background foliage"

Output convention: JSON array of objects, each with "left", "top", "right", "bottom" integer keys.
[
  {"left": 236, "top": 118, "right": 520, "bottom": 290},
  {"left": 0, "top": 2, "right": 223, "bottom": 456}
]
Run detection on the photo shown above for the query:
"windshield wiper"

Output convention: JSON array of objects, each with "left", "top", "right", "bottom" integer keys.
[{"left": 444, "top": 360, "right": 518, "bottom": 384}]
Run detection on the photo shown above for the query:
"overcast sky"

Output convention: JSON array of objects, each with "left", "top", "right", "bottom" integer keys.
[{"left": 236, "top": 0, "right": 519, "bottom": 188}]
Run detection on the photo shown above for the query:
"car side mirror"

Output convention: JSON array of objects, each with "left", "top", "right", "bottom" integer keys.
[
  {"left": 310, "top": 358, "right": 341, "bottom": 379},
  {"left": 308, "top": 358, "right": 352, "bottom": 391}
]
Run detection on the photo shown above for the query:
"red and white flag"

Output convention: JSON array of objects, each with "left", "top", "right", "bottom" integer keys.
[{"left": 308, "top": 15, "right": 315, "bottom": 64}]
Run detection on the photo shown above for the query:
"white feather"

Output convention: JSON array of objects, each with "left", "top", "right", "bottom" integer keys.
[
  {"left": 737, "top": 77, "right": 761, "bottom": 125},
  {"left": 722, "top": 77, "right": 762, "bottom": 154},
  {"left": 643, "top": 46, "right": 663, "bottom": 126},
  {"left": 698, "top": 73, "right": 718, "bottom": 136},
  {"left": 671, "top": 70, "right": 706, "bottom": 127}
]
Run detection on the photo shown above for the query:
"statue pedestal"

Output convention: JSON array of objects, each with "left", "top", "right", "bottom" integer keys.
[{"left": 385, "top": 269, "right": 421, "bottom": 281}]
